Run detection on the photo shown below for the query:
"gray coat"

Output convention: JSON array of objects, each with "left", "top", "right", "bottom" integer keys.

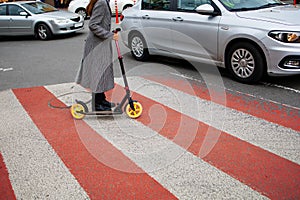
[{"left": 75, "top": 0, "right": 114, "bottom": 93}]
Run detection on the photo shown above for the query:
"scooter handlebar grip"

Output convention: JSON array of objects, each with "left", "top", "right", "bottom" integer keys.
[{"left": 112, "top": 28, "right": 121, "bottom": 33}]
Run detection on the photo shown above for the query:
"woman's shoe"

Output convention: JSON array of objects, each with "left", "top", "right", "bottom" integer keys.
[
  {"left": 101, "top": 93, "right": 116, "bottom": 108},
  {"left": 95, "top": 104, "right": 111, "bottom": 112},
  {"left": 101, "top": 99, "right": 116, "bottom": 108},
  {"left": 92, "top": 92, "right": 113, "bottom": 112}
]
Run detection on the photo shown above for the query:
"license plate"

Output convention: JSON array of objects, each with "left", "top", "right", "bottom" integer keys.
[{"left": 74, "top": 22, "right": 83, "bottom": 28}]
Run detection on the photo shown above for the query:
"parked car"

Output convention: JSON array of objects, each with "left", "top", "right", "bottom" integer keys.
[
  {"left": 68, "top": 0, "right": 136, "bottom": 19},
  {"left": 0, "top": 1, "right": 84, "bottom": 40},
  {"left": 120, "top": 0, "right": 300, "bottom": 83}
]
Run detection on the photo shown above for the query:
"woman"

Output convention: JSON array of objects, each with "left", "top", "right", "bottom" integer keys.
[{"left": 75, "top": 0, "right": 117, "bottom": 111}]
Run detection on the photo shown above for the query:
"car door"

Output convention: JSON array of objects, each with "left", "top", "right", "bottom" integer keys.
[
  {"left": 0, "top": 4, "right": 10, "bottom": 35},
  {"left": 138, "top": 0, "right": 174, "bottom": 52},
  {"left": 170, "top": 0, "right": 221, "bottom": 63},
  {"left": 8, "top": 5, "right": 33, "bottom": 35}
]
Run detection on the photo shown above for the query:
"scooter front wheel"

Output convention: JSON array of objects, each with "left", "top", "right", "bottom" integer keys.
[
  {"left": 70, "top": 102, "right": 87, "bottom": 120},
  {"left": 125, "top": 101, "right": 143, "bottom": 119}
]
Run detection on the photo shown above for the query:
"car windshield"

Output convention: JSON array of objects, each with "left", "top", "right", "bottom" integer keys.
[
  {"left": 219, "top": 0, "right": 285, "bottom": 11},
  {"left": 22, "top": 2, "right": 58, "bottom": 14}
]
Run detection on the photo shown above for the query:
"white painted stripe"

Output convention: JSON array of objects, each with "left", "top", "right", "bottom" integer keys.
[
  {"left": 117, "top": 76, "right": 300, "bottom": 165},
  {"left": 0, "top": 67, "right": 14, "bottom": 72},
  {"left": 262, "top": 82, "right": 300, "bottom": 94},
  {"left": 46, "top": 82, "right": 267, "bottom": 199},
  {"left": 0, "top": 90, "right": 89, "bottom": 200}
]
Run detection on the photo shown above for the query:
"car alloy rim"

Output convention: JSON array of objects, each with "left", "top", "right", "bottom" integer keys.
[
  {"left": 131, "top": 36, "right": 144, "bottom": 58},
  {"left": 231, "top": 48, "right": 255, "bottom": 78},
  {"left": 38, "top": 26, "right": 47, "bottom": 39},
  {"left": 78, "top": 10, "right": 86, "bottom": 19}
]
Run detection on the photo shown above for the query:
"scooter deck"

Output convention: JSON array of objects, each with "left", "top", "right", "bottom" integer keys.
[{"left": 83, "top": 110, "right": 123, "bottom": 116}]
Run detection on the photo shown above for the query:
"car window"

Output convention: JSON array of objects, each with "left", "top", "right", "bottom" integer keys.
[
  {"left": 22, "top": 2, "right": 58, "bottom": 14},
  {"left": 8, "top": 5, "right": 25, "bottom": 16},
  {"left": 177, "top": 0, "right": 211, "bottom": 11},
  {"left": 219, "top": 0, "right": 284, "bottom": 11},
  {"left": 142, "top": 0, "right": 171, "bottom": 11},
  {"left": 0, "top": 5, "right": 7, "bottom": 15}
]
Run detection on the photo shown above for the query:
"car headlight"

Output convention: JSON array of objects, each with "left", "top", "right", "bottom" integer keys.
[
  {"left": 268, "top": 31, "right": 300, "bottom": 43},
  {"left": 53, "top": 19, "right": 71, "bottom": 24}
]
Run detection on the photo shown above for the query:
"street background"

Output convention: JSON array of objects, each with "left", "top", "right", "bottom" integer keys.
[{"left": 0, "top": 16, "right": 300, "bottom": 199}]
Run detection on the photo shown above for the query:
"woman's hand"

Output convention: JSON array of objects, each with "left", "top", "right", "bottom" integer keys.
[{"left": 113, "top": 33, "right": 118, "bottom": 41}]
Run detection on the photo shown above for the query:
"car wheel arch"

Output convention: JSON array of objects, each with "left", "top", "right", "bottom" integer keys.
[
  {"left": 75, "top": 7, "right": 86, "bottom": 12},
  {"left": 224, "top": 38, "right": 267, "bottom": 83},
  {"left": 122, "top": 4, "right": 133, "bottom": 10}
]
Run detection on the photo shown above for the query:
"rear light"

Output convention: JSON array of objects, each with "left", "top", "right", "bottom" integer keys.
[{"left": 120, "top": 14, "right": 124, "bottom": 21}]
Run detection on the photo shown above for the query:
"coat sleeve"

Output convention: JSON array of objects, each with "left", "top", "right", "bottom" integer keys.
[{"left": 88, "top": 0, "right": 113, "bottom": 39}]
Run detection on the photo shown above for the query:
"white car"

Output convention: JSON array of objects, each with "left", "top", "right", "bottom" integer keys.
[{"left": 68, "top": 0, "right": 136, "bottom": 19}]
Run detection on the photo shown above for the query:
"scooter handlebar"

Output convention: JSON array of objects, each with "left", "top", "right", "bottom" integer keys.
[{"left": 112, "top": 28, "right": 121, "bottom": 33}]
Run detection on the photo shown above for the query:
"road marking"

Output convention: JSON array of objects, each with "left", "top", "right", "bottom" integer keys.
[
  {"left": 170, "top": 72, "right": 300, "bottom": 110},
  {"left": 0, "top": 152, "right": 16, "bottom": 200},
  {"left": 1, "top": 76, "right": 299, "bottom": 199},
  {"left": 0, "top": 67, "right": 13, "bottom": 72},
  {"left": 47, "top": 82, "right": 266, "bottom": 199},
  {"left": 262, "top": 82, "right": 300, "bottom": 94},
  {"left": 13, "top": 86, "right": 176, "bottom": 200},
  {"left": 138, "top": 76, "right": 300, "bottom": 164},
  {"left": 115, "top": 77, "right": 300, "bottom": 199},
  {"left": 0, "top": 89, "right": 89, "bottom": 200},
  {"left": 154, "top": 75, "right": 300, "bottom": 132}
]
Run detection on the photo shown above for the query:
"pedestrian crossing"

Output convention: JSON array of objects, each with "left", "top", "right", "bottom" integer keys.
[{"left": 0, "top": 75, "right": 299, "bottom": 199}]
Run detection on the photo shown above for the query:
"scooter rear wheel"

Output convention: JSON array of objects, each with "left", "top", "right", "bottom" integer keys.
[
  {"left": 125, "top": 101, "right": 143, "bottom": 119},
  {"left": 70, "top": 102, "right": 87, "bottom": 120}
]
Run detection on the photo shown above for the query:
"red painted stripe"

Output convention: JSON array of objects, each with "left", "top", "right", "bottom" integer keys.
[
  {"left": 109, "top": 84, "right": 300, "bottom": 199},
  {"left": 0, "top": 152, "right": 16, "bottom": 200},
  {"left": 13, "top": 86, "right": 176, "bottom": 200},
  {"left": 145, "top": 76, "right": 300, "bottom": 132}
]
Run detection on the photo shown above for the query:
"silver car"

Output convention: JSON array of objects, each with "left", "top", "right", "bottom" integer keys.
[
  {"left": 0, "top": 1, "right": 84, "bottom": 40},
  {"left": 120, "top": 0, "right": 300, "bottom": 83}
]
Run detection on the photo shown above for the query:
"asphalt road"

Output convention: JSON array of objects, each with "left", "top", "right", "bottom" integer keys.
[{"left": 0, "top": 19, "right": 300, "bottom": 109}]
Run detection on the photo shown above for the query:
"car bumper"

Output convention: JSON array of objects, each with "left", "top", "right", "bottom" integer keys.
[
  {"left": 50, "top": 21, "right": 84, "bottom": 35},
  {"left": 263, "top": 37, "right": 300, "bottom": 76}
]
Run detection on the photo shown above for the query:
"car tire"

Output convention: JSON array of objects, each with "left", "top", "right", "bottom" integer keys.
[
  {"left": 226, "top": 42, "right": 265, "bottom": 83},
  {"left": 76, "top": 8, "right": 87, "bottom": 19},
  {"left": 36, "top": 23, "right": 52, "bottom": 40},
  {"left": 129, "top": 33, "right": 149, "bottom": 61}
]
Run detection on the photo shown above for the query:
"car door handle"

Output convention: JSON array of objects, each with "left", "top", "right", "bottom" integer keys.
[
  {"left": 172, "top": 17, "right": 183, "bottom": 21},
  {"left": 142, "top": 15, "right": 150, "bottom": 20}
]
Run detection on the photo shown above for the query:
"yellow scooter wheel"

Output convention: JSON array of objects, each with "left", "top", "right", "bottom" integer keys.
[
  {"left": 125, "top": 101, "right": 143, "bottom": 119},
  {"left": 70, "top": 103, "right": 86, "bottom": 120}
]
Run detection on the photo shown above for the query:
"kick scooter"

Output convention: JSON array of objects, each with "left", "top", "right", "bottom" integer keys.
[{"left": 70, "top": 28, "right": 143, "bottom": 120}]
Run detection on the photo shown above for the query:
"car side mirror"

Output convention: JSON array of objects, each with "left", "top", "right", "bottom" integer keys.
[
  {"left": 19, "top": 11, "right": 29, "bottom": 17},
  {"left": 195, "top": 4, "right": 217, "bottom": 15}
]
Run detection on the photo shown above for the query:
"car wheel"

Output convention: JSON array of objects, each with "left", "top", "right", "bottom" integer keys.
[
  {"left": 76, "top": 8, "right": 87, "bottom": 19},
  {"left": 226, "top": 42, "right": 265, "bottom": 83},
  {"left": 36, "top": 23, "right": 52, "bottom": 40},
  {"left": 129, "top": 33, "right": 149, "bottom": 61}
]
